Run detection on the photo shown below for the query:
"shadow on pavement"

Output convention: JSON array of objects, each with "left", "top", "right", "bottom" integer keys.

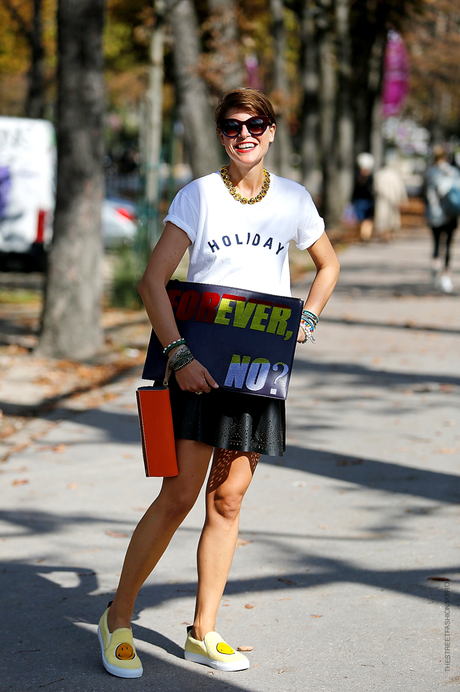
[
  {"left": 1, "top": 561, "right": 256, "bottom": 691},
  {"left": 2, "top": 545, "right": 459, "bottom": 690},
  {"left": 322, "top": 315, "right": 460, "bottom": 336},
  {"left": 292, "top": 356, "right": 460, "bottom": 389},
  {"left": 263, "top": 445, "right": 460, "bottom": 505}
]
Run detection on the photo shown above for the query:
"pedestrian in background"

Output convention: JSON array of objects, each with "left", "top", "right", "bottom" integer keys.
[
  {"left": 373, "top": 156, "right": 408, "bottom": 242},
  {"left": 423, "top": 145, "right": 460, "bottom": 293},
  {"left": 351, "top": 153, "right": 375, "bottom": 241}
]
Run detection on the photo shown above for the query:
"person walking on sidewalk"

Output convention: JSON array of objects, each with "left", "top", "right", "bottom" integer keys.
[
  {"left": 97, "top": 88, "right": 340, "bottom": 678},
  {"left": 373, "top": 156, "right": 408, "bottom": 242},
  {"left": 423, "top": 144, "right": 460, "bottom": 293},
  {"left": 351, "top": 152, "right": 375, "bottom": 241}
]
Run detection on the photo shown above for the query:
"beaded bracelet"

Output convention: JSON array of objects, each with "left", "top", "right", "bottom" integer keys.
[
  {"left": 169, "top": 345, "right": 194, "bottom": 371},
  {"left": 301, "top": 309, "right": 319, "bottom": 325},
  {"left": 163, "top": 338, "right": 185, "bottom": 357},
  {"left": 299, "top": 321, "right": 316, "bottom": 343},
  {"left": 299, "top": 309, "right": 319, "bottom": 344}
]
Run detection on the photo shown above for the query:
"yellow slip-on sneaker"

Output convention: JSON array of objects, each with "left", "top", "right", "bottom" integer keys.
[
  {"left": 97, "top": 607, "right": 143, "bottom": 678},
  {"left": 184, "top": 626, "right": 250, "bottom": 671}
]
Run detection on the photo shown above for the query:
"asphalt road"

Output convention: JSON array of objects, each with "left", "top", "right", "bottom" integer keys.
[{"left": 1, "top": 229, "right": 459, "bottom": 691}]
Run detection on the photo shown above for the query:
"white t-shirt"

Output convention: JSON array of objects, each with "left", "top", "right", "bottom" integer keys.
[{"left": 164, "top": 170, "right": 324, "bottom": 297}]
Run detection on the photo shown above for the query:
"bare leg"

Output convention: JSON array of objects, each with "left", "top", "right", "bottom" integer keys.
[
  {"left": 108, "top": 438, "right": 213, "bottom": 632},
  {"left": 192, "top": 449, "right": 259, "bottom": 640},
  {"left": 360, "top": 218, "right": 373, "bottom": 241}
]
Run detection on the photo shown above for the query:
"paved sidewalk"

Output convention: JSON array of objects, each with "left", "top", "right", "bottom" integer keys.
[{"left": 1, "top": 230, "right": 459, "bottom": 691}]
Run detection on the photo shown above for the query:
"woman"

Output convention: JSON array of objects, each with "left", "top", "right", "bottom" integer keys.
[
  {"left": 424, "top": 145, "right": 459, "bottom": 293},
  {"left": 97, "top": 88, "right": 340, "bottom": 678}
]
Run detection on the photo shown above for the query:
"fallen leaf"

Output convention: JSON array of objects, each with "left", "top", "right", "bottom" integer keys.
[
  {"left": 67, "top": 483, "right": 78, "bottom": 489},
  {"left": 428, "top": 576, "right": 451, "bottom": 582},
  {"left": 237, "top": 645, "right": 254, "bottom": 652},
  {"left": 236, "top": 538, "right": 252, "bottom": 548},
  {"left": 311, "top": 614, "right": 323, "bottom": 618},
  {"left": 12, "top": 479, "right": 29, "bottom": 486},
  {"left": 244, "top": 603, "right": 255, "bottom": 609},
  {"left": 278, "top": 577, "right": 296, "bottom": 585},
  {"left": 53, "top": 444, "right": 67, "bottom": 453},
  {"left": 105, "top": 530, "right": 128, "bottom": 538},
  {"left": 435, "top": 448, "right": 457, "bottom": 455}
]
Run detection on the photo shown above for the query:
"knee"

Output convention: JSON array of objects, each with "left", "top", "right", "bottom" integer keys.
[
  {"left": 211, "top": 490, "right": 244, "bottom": 523},
  {"left": 159, "top": 486, "right": 199, "bottom": 521}
]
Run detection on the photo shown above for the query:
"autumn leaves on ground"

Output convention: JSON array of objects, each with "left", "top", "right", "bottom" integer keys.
[{"left": 0, "top": 285, "right": 151, "bottom": 458}]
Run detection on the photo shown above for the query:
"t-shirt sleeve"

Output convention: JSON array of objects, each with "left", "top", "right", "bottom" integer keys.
[
  {"left": 163, "top": 185, "right": 199, "bottom": 243},
  {"left": 294, "top": 188, "right": 325, "bottom": 250}
]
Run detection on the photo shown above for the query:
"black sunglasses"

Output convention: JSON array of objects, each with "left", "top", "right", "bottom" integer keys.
[{"left": 219, "top": 116, "right": 271, "bottom": 138}]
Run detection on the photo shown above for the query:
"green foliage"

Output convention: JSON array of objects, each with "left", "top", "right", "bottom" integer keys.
[
  {"left": 110, "top": 246, "right": 144, "bottom": 310},
  {"left": 0, "top": 289, "right": 41, "bottom": 304}
]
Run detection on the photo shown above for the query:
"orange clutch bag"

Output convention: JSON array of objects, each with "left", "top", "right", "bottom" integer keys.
[{"left": 136, "top": 385, "right": 178, "bottom": 477}]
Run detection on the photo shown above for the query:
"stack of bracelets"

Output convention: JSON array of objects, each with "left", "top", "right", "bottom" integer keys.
[
  {"left": 163, "top": 339, "right": 195, "bottom": 372},
  {"left": 299, "top": 309, "right": 319, "bottom": 343}
]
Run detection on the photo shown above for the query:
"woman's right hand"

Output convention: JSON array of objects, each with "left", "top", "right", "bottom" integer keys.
[{"left": 174, "top": 358, "right": 219, "bottom": 395}]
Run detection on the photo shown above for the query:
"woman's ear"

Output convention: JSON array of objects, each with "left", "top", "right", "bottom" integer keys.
[{"left": 268, "top": 123, "right": 276, "bottom": 143}]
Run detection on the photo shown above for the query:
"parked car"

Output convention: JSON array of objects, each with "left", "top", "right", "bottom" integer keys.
[{"left": 102, "top": 195, "right": 138, "bottom": 249}]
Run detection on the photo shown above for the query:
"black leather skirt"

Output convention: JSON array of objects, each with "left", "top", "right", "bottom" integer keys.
[{"left": 168, "top": 376, "right": 285, "bottom": 457}]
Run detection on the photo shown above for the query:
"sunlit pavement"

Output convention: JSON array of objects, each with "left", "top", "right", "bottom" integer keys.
[{"left": 1, "top": 228, "right": 459, "bottom": 691}]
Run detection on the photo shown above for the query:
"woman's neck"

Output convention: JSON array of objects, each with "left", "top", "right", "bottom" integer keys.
[{"left": 227, "top": 161, "right": 266, "bottom": 198}]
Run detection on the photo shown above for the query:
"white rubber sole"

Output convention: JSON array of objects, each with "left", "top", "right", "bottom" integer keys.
[
  {"left": 184, "top": 649, "right": 250, "bottom": 671},
  {"left": 97, "top": 625, "right": 143, "bottom": 678}
]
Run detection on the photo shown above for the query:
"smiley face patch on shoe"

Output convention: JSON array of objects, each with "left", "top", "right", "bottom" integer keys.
[
  {"left": 216, "top": 641, "right": 235, "bottom": 655},
  {"left": 115, "top": 643, "right": 136, "bottom": 660}
]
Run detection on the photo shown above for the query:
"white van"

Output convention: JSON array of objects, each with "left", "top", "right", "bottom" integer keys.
[
  {"left": 0, "top": 117, "right": 139, "bottom": 271},
  {"left": 0, "top": 117, "right": 56, "bottom": 270}
]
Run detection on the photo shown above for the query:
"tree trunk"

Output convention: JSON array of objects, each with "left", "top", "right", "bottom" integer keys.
[
  {"left": 145, "top": 0, "right": 165, "bottom": 246},
  {"left": 37, "top": 0, "right": 105, "bottom": 360},
  {"left": 335, "top": 0, "right": 354, "bottom": 208},
  {"left": 318, "top": 0, "right": 340, "bottom": 225},
  {"left": 207, "top": 0, "right": 244, "bottom": 91},
  {"left": 299, "top": 0, "right": 320, "bottom": 195},
  {"left": 268, "top": 0, "right": 293, "bottom": 178},
  {"left": 367, "top": 34, "right": 385, "bottom": 168},
  {"left": 351, "top": 2, "right": 387, "bottom": 162},
  {"left": 167, "top": 0, "right": 222, "bottom": 178},
  {"left": 26, "top": 0, "right": 45, "bottom": 118}
]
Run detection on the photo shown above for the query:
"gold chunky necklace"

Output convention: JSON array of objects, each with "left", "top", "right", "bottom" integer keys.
[{"left": 220, "top": 165, "right": 270, "bottom": 205}]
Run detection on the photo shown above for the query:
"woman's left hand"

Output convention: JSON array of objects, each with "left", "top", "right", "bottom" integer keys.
[
  {"left": 175, "top": 358, "right": 219, "bottom": 394},
  {"left": 296, "top": 326, "right": 306, "bottom": 344}
]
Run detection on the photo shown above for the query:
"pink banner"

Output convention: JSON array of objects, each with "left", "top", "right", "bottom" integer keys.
[{"left": 382, "top": 30, "right": 410, "bottom": 118}]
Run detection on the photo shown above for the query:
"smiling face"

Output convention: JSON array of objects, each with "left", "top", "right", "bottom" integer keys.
[{"left": 218, "top": 109, "right": 276, "bottom": 172}]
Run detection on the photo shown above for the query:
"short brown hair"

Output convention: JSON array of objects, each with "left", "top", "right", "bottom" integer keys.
[{"left": 215, "top": 88, "right": 276, "bottom": 128}]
